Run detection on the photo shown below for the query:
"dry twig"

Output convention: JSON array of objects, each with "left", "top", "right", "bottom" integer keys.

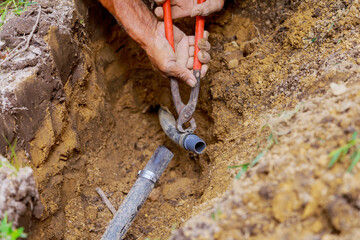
[
  {"left": 0, "top": 5, "right": 41, "bottom": 67},
  {"left": 253, "top": 24, "right": 263, "bottom": 43},
  {"left": 96, "top": 187, "right": 117, "bottom": 215}
]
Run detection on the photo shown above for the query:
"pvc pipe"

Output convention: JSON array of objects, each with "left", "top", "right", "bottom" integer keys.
[
  {"left": 101, "top": 146, "right": 174, "bottom": 240},
  {"left": 158, "top": 107, "right": 206, "bottom": 154}
]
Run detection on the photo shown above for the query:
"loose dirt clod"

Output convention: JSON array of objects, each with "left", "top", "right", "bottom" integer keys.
[{"left": 0, "top": 155, "right": 43, "bottom": 228}]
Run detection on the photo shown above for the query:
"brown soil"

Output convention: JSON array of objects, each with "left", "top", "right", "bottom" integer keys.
[{"left": 0, "top": 0, "right": 359, "bottom": 239}]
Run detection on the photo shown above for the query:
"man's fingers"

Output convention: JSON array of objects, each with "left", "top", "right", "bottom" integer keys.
[
  {"left": 188, "top": 36, "right": 195, "bottom": 46},
  {"left": 154, "top": 0, "right": 166, "bottom": 5},
  {"left": 198, "top": 38, "right": 211, "bottom": 51},
  {"left": 200, "top": 64, "right": 209, "bottom": 78},
  {"left": 198, "top": 50, "right": 211, "bottom": 64},
  {"left": 154, "top": 7, "right": 164, "bottom": 19},
  {"left": 187, "top": 58, "right": 194, "bottom": 69},
  {"left": 191, "top": 0, "right": 224, "bottom": 17},
  {"left": 168, "top": 62, "right": 197, "bottom": 87},
  {"left": 154, "top": 4, "right": 192, "bottom": 19},
  {"left": 189, "top": 46, "right": 195, "bottom": 57},
  {"left": 203, "top": 30, "right": 209, "bottom": 40}
]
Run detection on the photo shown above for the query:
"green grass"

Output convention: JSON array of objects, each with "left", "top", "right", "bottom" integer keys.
[
  {"left": 0, "top": 0, "right": 37, "bottom": 27},
  {"left": 211, "top": 208, "right": 222, "bottom": 221},
  {"left": 2, "top": 135, "right": 22, "bottom": 171},
  {"left": 228, "top": 132, "right": 276, "bottom": 180},
  {"left": 328, "top": 131, "right": 360, "bottom": 172},
  {"left": 228, "top": 103, "right": 303, "bottom": 179},
  {"left": 1, "top": 135, "right": 23, "bottom": 176},
  {"left": 171, "top": 222, "right": 177, "bottom": 232},
  {"left": 0, "top": 213, "right": 27, "bottom": 240}
]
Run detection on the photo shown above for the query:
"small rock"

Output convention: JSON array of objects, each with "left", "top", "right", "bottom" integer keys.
[
  {"left": 148, "top": 188, "right": 161, "bottom": 201},
  {"left": 227, "top": 59, "right": 239, "bottom": 69},
  {"left": 311, "top": 219, "right": 324, "bottom": 233},
  {"left": 222, "top": 49, "right": 243, "bottom": 69},
  {"left": 223, "top": 41, "right": 239, "bottom": 52},
  {"left": 327, "top": 197, "right": 360, "bottom": 232},
  {"left": 302, "top": 201, "right": 318, "bottom": 219},
  {"left": 330, "top": 82, "right": 347, "bottom": 95},
  {"left": 272, "top": 189, "right": 301, "bottom": 222}
]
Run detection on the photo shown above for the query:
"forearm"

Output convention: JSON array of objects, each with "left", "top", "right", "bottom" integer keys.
[{"left": 98, "top": 0, "right": 158, "bottom": 49}]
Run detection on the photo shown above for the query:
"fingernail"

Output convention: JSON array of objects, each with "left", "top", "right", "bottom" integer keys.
[
  {"left": 198, "top": 38, "right": 206, "bottom": 47},
  {"left": 154, "top": 7, "right": 163, "bottom": 18},
  {"left": 191, "top": 9, "right": 201, "bottom": 17}
]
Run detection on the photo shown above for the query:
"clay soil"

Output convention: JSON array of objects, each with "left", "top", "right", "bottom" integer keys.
[{"left": 0, "top": 0, "right": 359, "bottom": 239}]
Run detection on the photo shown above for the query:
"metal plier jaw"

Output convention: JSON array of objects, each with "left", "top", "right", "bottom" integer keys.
[
  {"left": 170, "top": 70, "right": 201, "bottom": 133},
  {"left": 163, "top": 0, "right": 205, "bottom": 133}
]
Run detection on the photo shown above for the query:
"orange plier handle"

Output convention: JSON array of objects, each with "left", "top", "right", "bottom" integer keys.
[{"left": 163, "top": 0, "right": 205, "bottom": 133}]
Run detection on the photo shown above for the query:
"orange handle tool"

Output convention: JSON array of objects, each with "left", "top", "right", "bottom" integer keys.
[
  {"left": 193, "top": 0, "right": 206, "bottom": 71},
  {"left": 163, "top": 0, "right": 175, "bottom": 51},
  {"left": 162, "top": 0, "right": 206, "bottom": 133}
]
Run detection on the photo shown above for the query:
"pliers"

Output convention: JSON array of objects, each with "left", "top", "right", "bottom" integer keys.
[{"left": 163, "top": 0, "right": 206, "bottom": 133}]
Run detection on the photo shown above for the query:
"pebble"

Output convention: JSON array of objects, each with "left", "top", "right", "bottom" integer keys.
[
  {"left": 227, "top": 59, "right": 239, "bottom": 69},
  {"left": 330, "top": 82, "right": 347, "bottom": 95},
  {"left": 148, "top": 188, "right": 161, "bottom": 201}
]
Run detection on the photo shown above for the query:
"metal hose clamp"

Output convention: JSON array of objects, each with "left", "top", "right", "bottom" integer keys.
[{"left": 138, "top": 170, "right": 157, "bottom": 183}]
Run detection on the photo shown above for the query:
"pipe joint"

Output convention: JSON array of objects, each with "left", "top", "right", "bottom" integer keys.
[{"left": 159, "top": 107, "right": 206, "bottom": 154}]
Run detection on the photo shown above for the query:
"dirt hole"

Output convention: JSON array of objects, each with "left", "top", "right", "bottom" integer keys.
[{"left": 29, "top": 1, "right": 221, "bottom": 239}]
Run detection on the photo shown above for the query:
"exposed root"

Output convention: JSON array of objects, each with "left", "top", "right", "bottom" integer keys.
[
  {"left": 96, "top": 187, "right": 117, "bottom": 215},
  {"left": 0, "top": 5, "right": 41, "bottom": 68}
]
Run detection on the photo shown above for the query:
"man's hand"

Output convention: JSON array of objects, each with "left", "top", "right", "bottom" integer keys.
[
  {"left": 145, "top": 22, "right": 211, "bottom": 87},
  {"left": 154, "top": 0, "right": 225, "bottom": 19},
  {"left": 97, "top": 0, "right": 211, "bottom": 87}
]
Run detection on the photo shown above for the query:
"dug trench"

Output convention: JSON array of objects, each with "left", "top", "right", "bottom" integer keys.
[
  {"left": 27, "top": 0, "right": 224, "bottom": 239},
  {"left": 0, "top": 0, "right": 359, "bottom": 239}
]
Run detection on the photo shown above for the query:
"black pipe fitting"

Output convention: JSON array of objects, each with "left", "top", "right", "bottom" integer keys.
[{"left": 158, "top": 107, "right": 206, "bottom": 154}]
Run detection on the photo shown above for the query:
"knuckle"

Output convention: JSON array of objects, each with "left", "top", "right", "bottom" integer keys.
[
  {"left": 214, "top": 0, "right": 223, "bottom": 10},
  {"left": 204, "top": 31, "right": 210, "bottom": 39},
  {"left": 159, "top": 61, "right": 171, "bottom": 74}
]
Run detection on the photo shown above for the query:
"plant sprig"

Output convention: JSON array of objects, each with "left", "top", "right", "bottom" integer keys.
[
  {"left": 328, "top": 131, "right": 360, "bottom": 172},
  {"left": 0, "top": 0, "right": 37, "bottom": 27},
  {"left": 229, "top": 133, "right": 275, "bottom": 180},
  {"left": 228, "top": 104, "right": 303, "bottom": 179},
  {"left": 0, "top": 213, "right": 27, "bottom": 240},
  {"left": 3, "top": 135, "right": 22, "bottom": 171}
]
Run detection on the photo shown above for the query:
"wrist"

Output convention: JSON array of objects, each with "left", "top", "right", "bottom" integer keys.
[
  {"left": 136, "top": 20, "right": 159, "bottom": 51},
  {"left": 104, "top": 0, "right": 159, "bottom": 51},
  {"left": 141, "top": 21, "right": 162, "bottom": 55}
]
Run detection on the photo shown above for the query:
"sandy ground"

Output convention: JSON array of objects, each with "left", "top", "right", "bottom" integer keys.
[{"left": 0, "top": 0, "right": 359, "bottom": 239}]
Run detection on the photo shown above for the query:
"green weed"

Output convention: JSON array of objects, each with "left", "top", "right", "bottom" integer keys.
[
  {"left": 211, "top": 208, "right": 222, "bottom": 221},
  {"left": 328, "top": 131, "right": 360, "bottom": 172},
  {"left": 0, "top": 0, "right": 37, "bottom": 27},
  {"left": 231, "top": 133, "right": 276, "bottom": 180},
  {"left": 228, "top": 103, "right": 303, "bottom": 179},
  {"left": 0, "top": 213, "right": 27, "bottom": 240},
  {"left": 2, "top": 135, "right": 22, "bottom": 172},
  {"left": 0, "top": 157, "right": 18, "bottom": 176}
]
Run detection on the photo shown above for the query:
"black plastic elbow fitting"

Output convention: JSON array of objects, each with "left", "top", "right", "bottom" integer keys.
[{"left": 158, "top": 107, "right": 206, "bottom": 154}]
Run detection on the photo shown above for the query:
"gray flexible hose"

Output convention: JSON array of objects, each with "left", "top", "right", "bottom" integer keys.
[{"left": 101, "top": 146, "right": 174, "bottom": 240}]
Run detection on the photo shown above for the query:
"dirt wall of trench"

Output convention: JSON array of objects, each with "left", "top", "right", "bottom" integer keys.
[{"left": 2, "top": 0, "right": 224, "bottom": 239}]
